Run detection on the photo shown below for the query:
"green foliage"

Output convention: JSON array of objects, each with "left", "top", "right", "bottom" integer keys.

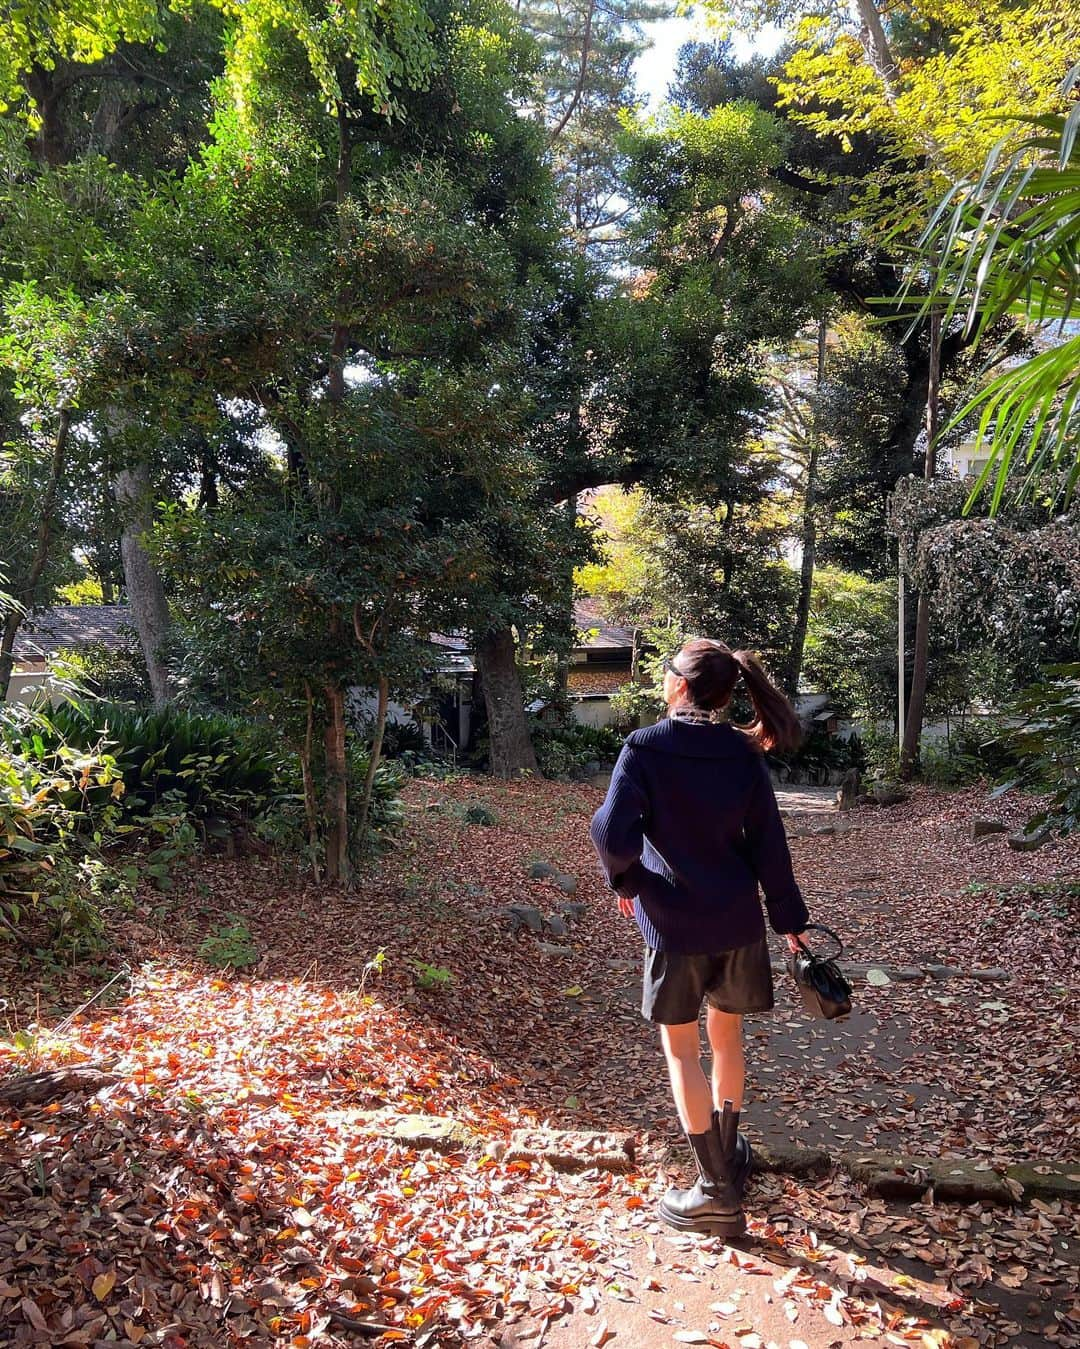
[
  {"left": 42, "top": 702, "right": 288, "bottom": 825},
  {"left": 411, "top": 959, "right": 453, "bottom": 990},
  {"left": 858, "top": 723, "right": 901, "bottom": 786},
  {"left": 607, "top": 680, "right": 663, "bottom": 731},
  {"left": 802, "top": 569, "right": 896, "bottom": 722},
  {"left": 918, "top": 720, "right": 1020, "bottom": 788},
  {"left": 890, "top": 475, "right": 1080, "bottom": 673},
  {"left": 51, "top": 639, "right": 153, "bottom": 705},
  {"left": 995, "top": 665, "right": 1080, "bottom": 838},
  {"left": 346, "top": 748, "right": 406, "bottom": 856},
  {"left": 0, "top": 704, "right": 126, "bottom": 952},
  {"left": 530, "top": 720, "right": 623, "bottom": 778},
  {"left": 770, "top": 726, "right": 863, "bottom": 785},
  {"left": 461, "top": 800, "right": 499, "bottom": 826},
  {"left": 198, "top": 915, "right": 259, "bottom": 971},
  {"left": 911, "top": 72, "right": 1080, "bottom": 505}
]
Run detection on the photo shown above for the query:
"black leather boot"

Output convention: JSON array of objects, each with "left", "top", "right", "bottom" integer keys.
[
  {"left": 715, "top": 1103, "right": 753, "bottom": 1198},
  {"left": 658, "top": 1110, "right": 745, "bottom": 1237}
]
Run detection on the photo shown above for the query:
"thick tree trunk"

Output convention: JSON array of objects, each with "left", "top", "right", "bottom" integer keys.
[
  {"left": 323, "top": 682, "right": 350, "bottom": 883},
  {"left": 477, "top": 625, "right": 538, "bottom": 779},
  {"left": 900, "top": 308, "right": 942, "bottom": 779},
  {"left": 114, "top": 463, "right": 173, "bottom": 708},
  {"left": 356, "top": 674, "right": 389, "bottom": 849},
  {"left": 0, "top": 408, "right": 71, "bottom": 700}
]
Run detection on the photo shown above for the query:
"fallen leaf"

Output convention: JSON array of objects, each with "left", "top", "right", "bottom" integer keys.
[{"left": 91, "top": 1271, "right": 117, "bottom": 1301}]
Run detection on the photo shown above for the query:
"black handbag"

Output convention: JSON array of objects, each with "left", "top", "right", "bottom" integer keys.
[{"left": 787, "top": 923, "right": 853, "bottom": 1020}]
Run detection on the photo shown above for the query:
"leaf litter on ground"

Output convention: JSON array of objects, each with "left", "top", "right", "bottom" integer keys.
[{"left": 0, "top": 777, "right": 1077, "bottom": 1346}]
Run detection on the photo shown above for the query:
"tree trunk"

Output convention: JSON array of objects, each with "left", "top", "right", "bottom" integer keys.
[
  {"left": 114, "top": 463, "right": 173, "bottom": 708},
  {"left": 477, "top": 625, "right": 538, "bottom": 779},
  {"left": 301, "top": 681, "right": 321, "bottom": 881},
  {"left": 785, "top": 316, "right": 826, "bottom": 697},
  {"left": 900, "top": 307, "right": 942, "bottom": 779},
  {"left": 356, "top": 674, "right": 389, "bottom": 850},
  {"left": 323, "top": 682, "right": 350, "bottom": 883},
  {"left": 0, "top": 408, "right": 71, "bottom": 700},
  {"left": 850, "top": 0, "right": 898, "bottom": 99}
]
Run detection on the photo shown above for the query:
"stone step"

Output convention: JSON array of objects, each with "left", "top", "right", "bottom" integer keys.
[
  {"left": 337, "top": 1110, "right": 1079, "bottom": 1206},
  {"left": 769, "top": 957, "right": 1011, "bottom": 984}
]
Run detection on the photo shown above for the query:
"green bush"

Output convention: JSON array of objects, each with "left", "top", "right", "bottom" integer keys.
[
  {"left": 461, "top": 800, "right": 499, "bottom": 826},
  {"left": 769, "top": 727, "right": 863, "bottom": 784},
  {"left": 994, "top": 665, "right": 1080, "bottom": 837},
  {"left": 0, "top": 708, "right": 127, "bottom": 954},
  {"left": 347, "top": 746, "right": 407, "bottom": 856},
  {"left": 198, "top": 915, "right": 259, "bottom": 970},
  {"left": 43, "top": 702, "right": 288, "bottom": 826},
  {"left": 52, "top": 639, "right": 152, "bottom": 705},
  {"left": 530, "top": 720, "right": 624, "bottom": 779},
  {"left": 411, "top": 959, "right": 453, "bottom": 990}
]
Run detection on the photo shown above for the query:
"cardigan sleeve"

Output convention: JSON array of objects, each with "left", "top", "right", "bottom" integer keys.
[
  {"left": 744, "top": 755, "right": 810, "bottom": 934},
  {"left": 589, "top": 744, "right": 648, "bottom": 898}
]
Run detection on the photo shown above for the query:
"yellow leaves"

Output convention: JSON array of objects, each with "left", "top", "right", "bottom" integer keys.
[{"left": 91, "top": 1269, "right": 116, "bottom": 1301}]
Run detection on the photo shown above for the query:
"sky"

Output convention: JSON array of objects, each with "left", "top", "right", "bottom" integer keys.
[{"left": 633, "top": 15, "right": 786, "bottom": 109}]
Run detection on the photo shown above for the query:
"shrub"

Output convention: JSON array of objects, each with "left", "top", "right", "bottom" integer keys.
[
  {"left": 607, "top": 681, "right": 663, "bottom": 731},
  {"left": 994, "top": 665, "right": 1080, "bottom": 837},
  {"left": 0, "top": 708, "right": 126, "bottom": 954},
  {"left": 43, "top": 702, "right": 288, "bottom": 827},
  {"left": 347, "top": 747, "right": 406, "bottom": 856},
  {"left": 198, "top": 916, "right": 259, "bottom": 970},
  {"left": 52, "top": 639, "right": 152, "bottom": 705},
  {"left": 530, "top": 720, "right": 624, "bottom": 779},
  {"left": 411, "top": 959, "right": 453, "bottom": 990},
  {"left": 461, "top": 800, "right": 499, "bottom": 826},
  {"left": 769, "top": 727, "right": 863, "bottom": 785}
]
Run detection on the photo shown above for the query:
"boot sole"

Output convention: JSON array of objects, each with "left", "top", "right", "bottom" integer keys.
[{"left": 656, "top": 1200, "right": 746, "bottom": 1239}]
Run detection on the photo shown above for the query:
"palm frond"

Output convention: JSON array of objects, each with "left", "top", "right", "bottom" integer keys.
[{"left": 904, "top": 67, "right": 1080, "bottom": 510}]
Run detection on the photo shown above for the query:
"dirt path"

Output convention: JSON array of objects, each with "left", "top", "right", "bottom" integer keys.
[{"left": 1, "top": 777, "right": 1078, "bottom": 1348}]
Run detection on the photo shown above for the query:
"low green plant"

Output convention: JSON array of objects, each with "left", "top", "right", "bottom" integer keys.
[
  {"left": 529, "top": 720, "right": 624, "bottom": 780},
  {"left": 198, "top": 916, "right": 259, "bottom": 970},
  {"left": 51, "top": 639, "right": 152, "bottom": 705},
  {"left": 411, "top": 959, "right": 453, "bottom": 991},
  {"left": 461, "top": 800, "right": 499, "bottom": 826},
  {"left": 860, "top": 724, "right": 901, "bottom": 785},
  {"left": 769, "top": 727, "right": 864, "bottom": 785},
  {"left": 994, "top": 665, "right": 1080, "bottom": 838}
]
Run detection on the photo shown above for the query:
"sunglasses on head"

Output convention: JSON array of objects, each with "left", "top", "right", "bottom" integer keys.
[{"left": 662, "top": 656, "right": 687, "bottom": 678}]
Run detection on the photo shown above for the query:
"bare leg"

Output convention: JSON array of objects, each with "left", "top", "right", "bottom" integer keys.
[
  {"left": 705, "top": 1008, "right": 745, "bottom": 1113},
  {"left": 659, "top": 1020, "right": 713, "bottom": 1134}
]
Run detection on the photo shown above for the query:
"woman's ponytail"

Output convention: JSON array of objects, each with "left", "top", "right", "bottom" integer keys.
[{"left": 732, "top": 650, "right": 802, "bottom": 755}]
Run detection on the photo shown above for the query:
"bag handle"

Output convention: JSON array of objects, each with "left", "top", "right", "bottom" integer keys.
[{"left": 794, "top": 922, "right": 844, "bottom": 960}]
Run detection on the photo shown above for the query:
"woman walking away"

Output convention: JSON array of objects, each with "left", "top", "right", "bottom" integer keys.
[{"left": 589, "top": 639, "right": 809, "bottom": 1239}]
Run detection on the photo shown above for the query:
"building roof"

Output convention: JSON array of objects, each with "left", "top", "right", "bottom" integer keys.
[
  {"left": 568, "top": 668, "right": 631, "bottom": 697},
  {"left": 12, "top": 605, "right": 133, "bottom": 663},
  {"left": 573, "top": 599, "right": 635, "bottom": 651}
]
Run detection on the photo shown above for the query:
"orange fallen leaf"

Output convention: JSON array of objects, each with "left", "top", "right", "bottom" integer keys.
[{"left": 92, "top": 1271, "right": 117, "bottom": 1301}]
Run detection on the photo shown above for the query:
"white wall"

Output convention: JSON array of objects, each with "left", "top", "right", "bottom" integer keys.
[{"left": 572, "top": 697, "right": 617, "bottom": 730}]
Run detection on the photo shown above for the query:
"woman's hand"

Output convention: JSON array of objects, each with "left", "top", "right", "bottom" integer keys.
[
  {"left": 618, "top": 895, "right": 635, "bottom": 918},
  {"left": 786, "top": 931, "right": 806, "bottom": 953}
]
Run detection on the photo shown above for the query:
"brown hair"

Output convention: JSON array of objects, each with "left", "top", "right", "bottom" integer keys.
[{"left": 671, "top": 638, "right": 802, "bottom": 755}]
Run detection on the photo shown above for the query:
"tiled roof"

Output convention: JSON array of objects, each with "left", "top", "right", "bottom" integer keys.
[
  {"left": 568, "top": 668, "right": 632, "bottom": 696},
  {"left": 12, "top": 605, "right": 133, "bottom": 661},
  {"left": 573, "top": 600, "right": 635, "bottom": 651}
]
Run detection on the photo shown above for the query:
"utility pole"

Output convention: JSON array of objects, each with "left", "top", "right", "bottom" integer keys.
[{"left": 897, "top": 542, "right": 905, "bottom": 752}]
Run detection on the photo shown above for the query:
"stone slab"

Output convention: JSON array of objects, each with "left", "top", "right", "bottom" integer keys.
[{"left": 504, "top": 1127, "right": 636, "bottom": 1173}]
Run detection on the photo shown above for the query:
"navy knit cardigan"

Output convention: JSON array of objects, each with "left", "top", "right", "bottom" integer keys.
[{"left": 589, "top": 718, "right": 809, "bottom": 953}]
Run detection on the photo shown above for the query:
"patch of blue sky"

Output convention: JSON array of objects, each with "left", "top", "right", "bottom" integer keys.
[{"left": 633, "top": 15, "right": 786, "bottom": 111}]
